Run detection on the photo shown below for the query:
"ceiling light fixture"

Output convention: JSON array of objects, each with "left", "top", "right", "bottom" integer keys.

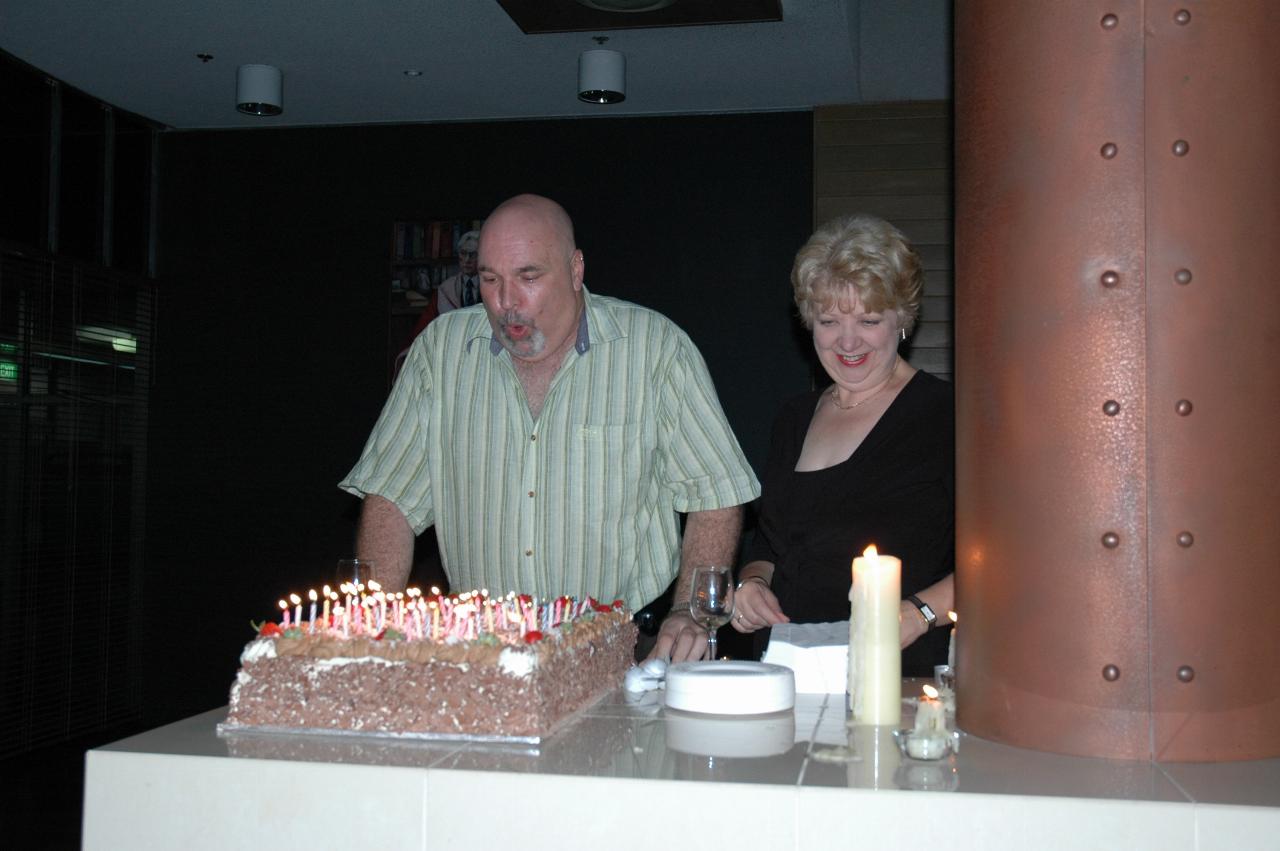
[
  {"left": 236, "top": 64, "right": 283, "bottom": 116},
  {"left": 403, "top": 69, "right": 423, "bottom": 77},
  {"left": 578, "top": 40, "right": 625, "bottom": 104}
]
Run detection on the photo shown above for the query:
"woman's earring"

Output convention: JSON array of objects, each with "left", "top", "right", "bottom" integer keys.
[{"left": 900, "top": 328, "right": 907, "bottom": 342}]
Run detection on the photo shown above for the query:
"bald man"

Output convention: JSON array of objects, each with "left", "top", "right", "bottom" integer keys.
[{"left": 341, "top": 194, "right": 759, "bottom": 662}]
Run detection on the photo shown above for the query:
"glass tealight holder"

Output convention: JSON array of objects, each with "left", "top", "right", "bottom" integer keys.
[{"left": 892, "top": 728, "right": 959, "bottom": 761}]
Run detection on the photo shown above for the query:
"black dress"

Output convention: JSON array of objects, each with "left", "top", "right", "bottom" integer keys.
[{"left": 746, "top": 370, "right": 954, "bottom": 676}]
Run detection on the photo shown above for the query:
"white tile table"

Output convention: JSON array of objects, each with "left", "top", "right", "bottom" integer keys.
[{"left": 83, "top": 681, "right": 1280, "bottom": 850}]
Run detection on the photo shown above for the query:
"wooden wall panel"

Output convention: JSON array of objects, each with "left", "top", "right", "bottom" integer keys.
[{"left": 814, "top": 102, "right": 954, "bottom": 380}]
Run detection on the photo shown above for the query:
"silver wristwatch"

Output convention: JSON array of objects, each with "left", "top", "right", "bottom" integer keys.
[{"left": 907, "top": 594, "right": 936, "bottom": 628}]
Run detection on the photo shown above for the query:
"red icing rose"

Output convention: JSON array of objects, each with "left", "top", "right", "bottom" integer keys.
[
  {"left": 258, "top": 622, "right": 283, "bottom": 638},
  {"left": 524, "top": 631, "right": 544, "bottom": 643}
]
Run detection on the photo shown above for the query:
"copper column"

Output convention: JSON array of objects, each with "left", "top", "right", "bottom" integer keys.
[{"left": 955, "top": 1, "right": 1280, "bottom": 761}]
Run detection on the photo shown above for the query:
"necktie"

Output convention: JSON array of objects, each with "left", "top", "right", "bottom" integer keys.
[{"left": 463, "top": 278, "right": 476, "bottom": 306}]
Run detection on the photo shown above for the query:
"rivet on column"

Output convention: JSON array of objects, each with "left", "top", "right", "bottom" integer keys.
[
  {"left": 1100, "top": 142, "right": 1118, "bottom": 159},
  {"left": 1103, "top": 400, "right": 1121, "bottom": 416},
  {"left": 1102, "top": 532, "right": 1120, "bottom": 549},
  {"left": 1100, "top": 270, "right": 1120, "bottom": 288},
  {"left": 1176, "top": 399, "right": 1193, "bottom": 416},
  {"left": 1172, "top": 139, "right": 1190, "bottom": 157},
  {"left": 1177, "top": 666, "right": 1195, "bottom": 683},
  {"left": 1174, "top": 9, "right": 1191, "bottom": 25},
  {"left": 1103, "top": 665, "right": 1121, "bottom": 681},
  {"left": 1101, "top": 14, "right": 1119, "bottom": 30},
  {"left": 1175, "top": 268, "right": 1193, "bottom": 285},
  {"left": 1177, "top": 531, "right": 1194, "bottom": 548}
]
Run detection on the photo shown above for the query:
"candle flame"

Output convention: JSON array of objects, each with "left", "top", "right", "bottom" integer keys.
[
  {"left": 862, "top": 545, "right": 879, "bottom": 558},
  {"left": 923, "top": 684, "right": 939, "bottom": 699},
  {"left": 322, "top": 585, "right": 331, "bottom": 596},
  {"left": 948, "top": 610, "right": 958, "bottom": 624},
  {"left": 308, "top": 589, "right": 318, "bottom": 602},
  {"left": 278, "top": 600, "right": 288, "bottom": 610},
  {"left": 289, "top": 593, "right": 301, "bottom": 605},
  {"left": 368, "top": 580, "right": 381, "bottom": 592}
]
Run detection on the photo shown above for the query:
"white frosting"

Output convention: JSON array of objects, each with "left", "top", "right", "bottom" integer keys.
[
  {"left": 305, "top": 656, "right": 397, "bottom": 669},
  {"left": 498, "top": 647, "right": 536, "bottom": 678},
  {"left": 240, "top": 638, "right": 278, "bottom": 664}
]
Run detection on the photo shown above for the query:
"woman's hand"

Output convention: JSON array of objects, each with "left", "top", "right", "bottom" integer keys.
[
  {"left": 731, "top": 576, "right": 790, "bottom": 633},
  {"left": 899, "top": 599, "right": 930, "bottom": 649}
]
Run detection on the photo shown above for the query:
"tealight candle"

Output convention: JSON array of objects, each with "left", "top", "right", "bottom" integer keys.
[
  {"left": 848, "top": 545, "right": 901, "bottom": 725},
  {"left": 906, "top": 684, "right": 950, "bottom": 759}
]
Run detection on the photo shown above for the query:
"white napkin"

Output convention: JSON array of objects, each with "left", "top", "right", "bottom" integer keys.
[
  {"left": 623, "top": 657, "right": 668, "bottom": 692},
  {"left": 761, "top": 621, "right": 848, "bottom": 694}
]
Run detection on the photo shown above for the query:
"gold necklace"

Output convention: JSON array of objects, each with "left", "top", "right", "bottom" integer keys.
[{"left": 828, "top": 361, "right": 897, "bottom": 410}]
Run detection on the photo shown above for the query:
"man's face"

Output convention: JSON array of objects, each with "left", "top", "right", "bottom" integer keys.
[
  {"left": 458, "top": 246, "right": 478, "bottom": 277},
  {"left": 478, "top": 206, "right": 583, "bottom": 363}
]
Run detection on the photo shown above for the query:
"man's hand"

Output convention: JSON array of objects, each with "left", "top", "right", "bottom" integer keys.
[{"left": 648, "top": 610, "right": 708, "bottom": 662}]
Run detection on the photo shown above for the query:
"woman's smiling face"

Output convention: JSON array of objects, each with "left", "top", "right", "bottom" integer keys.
[{"left": 812, "top": 289, "right": 901, "bottom": 391}]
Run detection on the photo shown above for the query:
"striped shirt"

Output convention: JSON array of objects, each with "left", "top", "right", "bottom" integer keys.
[{"left": 340, "top": 288, "right": 760, "bottom": 610}]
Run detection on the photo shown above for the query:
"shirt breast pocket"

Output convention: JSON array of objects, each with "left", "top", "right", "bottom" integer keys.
[{"left": 574, "top": 423, "right": 642, "bottom": 529}]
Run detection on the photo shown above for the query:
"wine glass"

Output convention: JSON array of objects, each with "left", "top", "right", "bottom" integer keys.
[
  {"left": 688, "top": 565, "right": 735, "bottom": 660},
  {"left": 336, "top": 558, "right": 373, "bottom": 590}
]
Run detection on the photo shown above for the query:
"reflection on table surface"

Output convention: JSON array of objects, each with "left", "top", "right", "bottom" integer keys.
[{"left": 97, "top": 678, "right": 1280, "bottom": 806}]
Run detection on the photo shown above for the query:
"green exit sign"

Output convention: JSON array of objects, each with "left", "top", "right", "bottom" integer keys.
[{"left": 0, "top": 360, "right": 17, "bottom": 381}]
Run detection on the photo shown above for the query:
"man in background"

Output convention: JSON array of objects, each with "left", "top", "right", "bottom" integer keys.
[{"left": 435, "top": 229, "right": 481, "bottom": 312}]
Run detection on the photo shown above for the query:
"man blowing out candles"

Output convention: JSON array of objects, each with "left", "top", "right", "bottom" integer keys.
[{"left": 341, "top": 194, "right": 760, "bottom": 663}]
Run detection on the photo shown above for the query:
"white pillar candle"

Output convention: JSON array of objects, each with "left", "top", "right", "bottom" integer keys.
[{"left": 848, "top": 545, "right": 901, "bottom": 726}]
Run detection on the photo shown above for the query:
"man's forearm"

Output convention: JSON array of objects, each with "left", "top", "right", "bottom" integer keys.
[
  {"left": 355, "top": 494, "right": 415, "bottom": 591},
  {"left": 673, "top": 505, "right": 744, "bottom": 605}
]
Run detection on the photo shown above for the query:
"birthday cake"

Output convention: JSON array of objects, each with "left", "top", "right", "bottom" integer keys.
[{"left": 222, "top": 586, "right": 637, "bottom": 741}]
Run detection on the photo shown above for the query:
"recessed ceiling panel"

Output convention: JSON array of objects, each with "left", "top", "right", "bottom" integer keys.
[{"left": 496, "top": 0, "right": 782, "bottom": 34}]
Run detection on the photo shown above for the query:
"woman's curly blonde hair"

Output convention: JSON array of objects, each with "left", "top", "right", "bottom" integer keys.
[{"left": 791, "top": 214, "right": 924, "bottom": 332}]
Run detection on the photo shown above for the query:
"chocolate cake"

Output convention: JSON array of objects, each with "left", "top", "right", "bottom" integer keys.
[{"left": 221, "top": 591, "right": 637, "bottom": 741}]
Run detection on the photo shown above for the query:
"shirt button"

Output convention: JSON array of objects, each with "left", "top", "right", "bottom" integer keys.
[
  {"left": 530, "top": 434, "right": 537, "bottom": 442},
  {"left": 528, "top": 491, "right": 535, "bottom": 498},
  {"left": 524, "top": 549, "right": 533, "bottom": 557}
]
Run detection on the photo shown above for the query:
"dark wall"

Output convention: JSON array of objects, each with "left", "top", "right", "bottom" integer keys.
[{"left": 149, "top": 112, "right": 814, "bottom": 719}]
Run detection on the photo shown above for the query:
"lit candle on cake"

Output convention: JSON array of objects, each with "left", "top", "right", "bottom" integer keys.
[
  {"left": 308, "top": 590, "right": 318, "bottom": 633},
  {"left": 322, "top": 586, "right": 331, "bottom": 627},
  {"left": 278, "top": 599, "right": 289, "bottom": 628},
  {"left": 290, "top": 593, "right": 302, "bottom": 630},
  {"left": 848, "top": 545, "right": 901, "bottom": 725}
]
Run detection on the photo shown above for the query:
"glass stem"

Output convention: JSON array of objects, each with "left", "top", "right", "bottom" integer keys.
[{"left": 708, "top": 631, "right": 718, "bottom": 661}]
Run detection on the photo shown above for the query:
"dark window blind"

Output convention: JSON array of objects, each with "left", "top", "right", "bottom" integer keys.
[{"left": 0, "top": 245, "right": 153, "bottom": 757}]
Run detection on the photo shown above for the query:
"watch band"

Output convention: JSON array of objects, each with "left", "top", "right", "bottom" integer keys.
[{"left": 907, "top": 594, "right": 937, "bottom": 628}]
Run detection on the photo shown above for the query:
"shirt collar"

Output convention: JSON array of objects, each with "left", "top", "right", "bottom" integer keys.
[{"left": 474, "top": 286, "right": 607, "bottom": 356}]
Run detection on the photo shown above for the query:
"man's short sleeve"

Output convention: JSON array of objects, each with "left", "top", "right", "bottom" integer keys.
[
  {"left": 338, "top": 337, "right": 436, "bottom": 533},
  {"left": 656, "top": 332, "right": 760, "bottom": 513}
]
